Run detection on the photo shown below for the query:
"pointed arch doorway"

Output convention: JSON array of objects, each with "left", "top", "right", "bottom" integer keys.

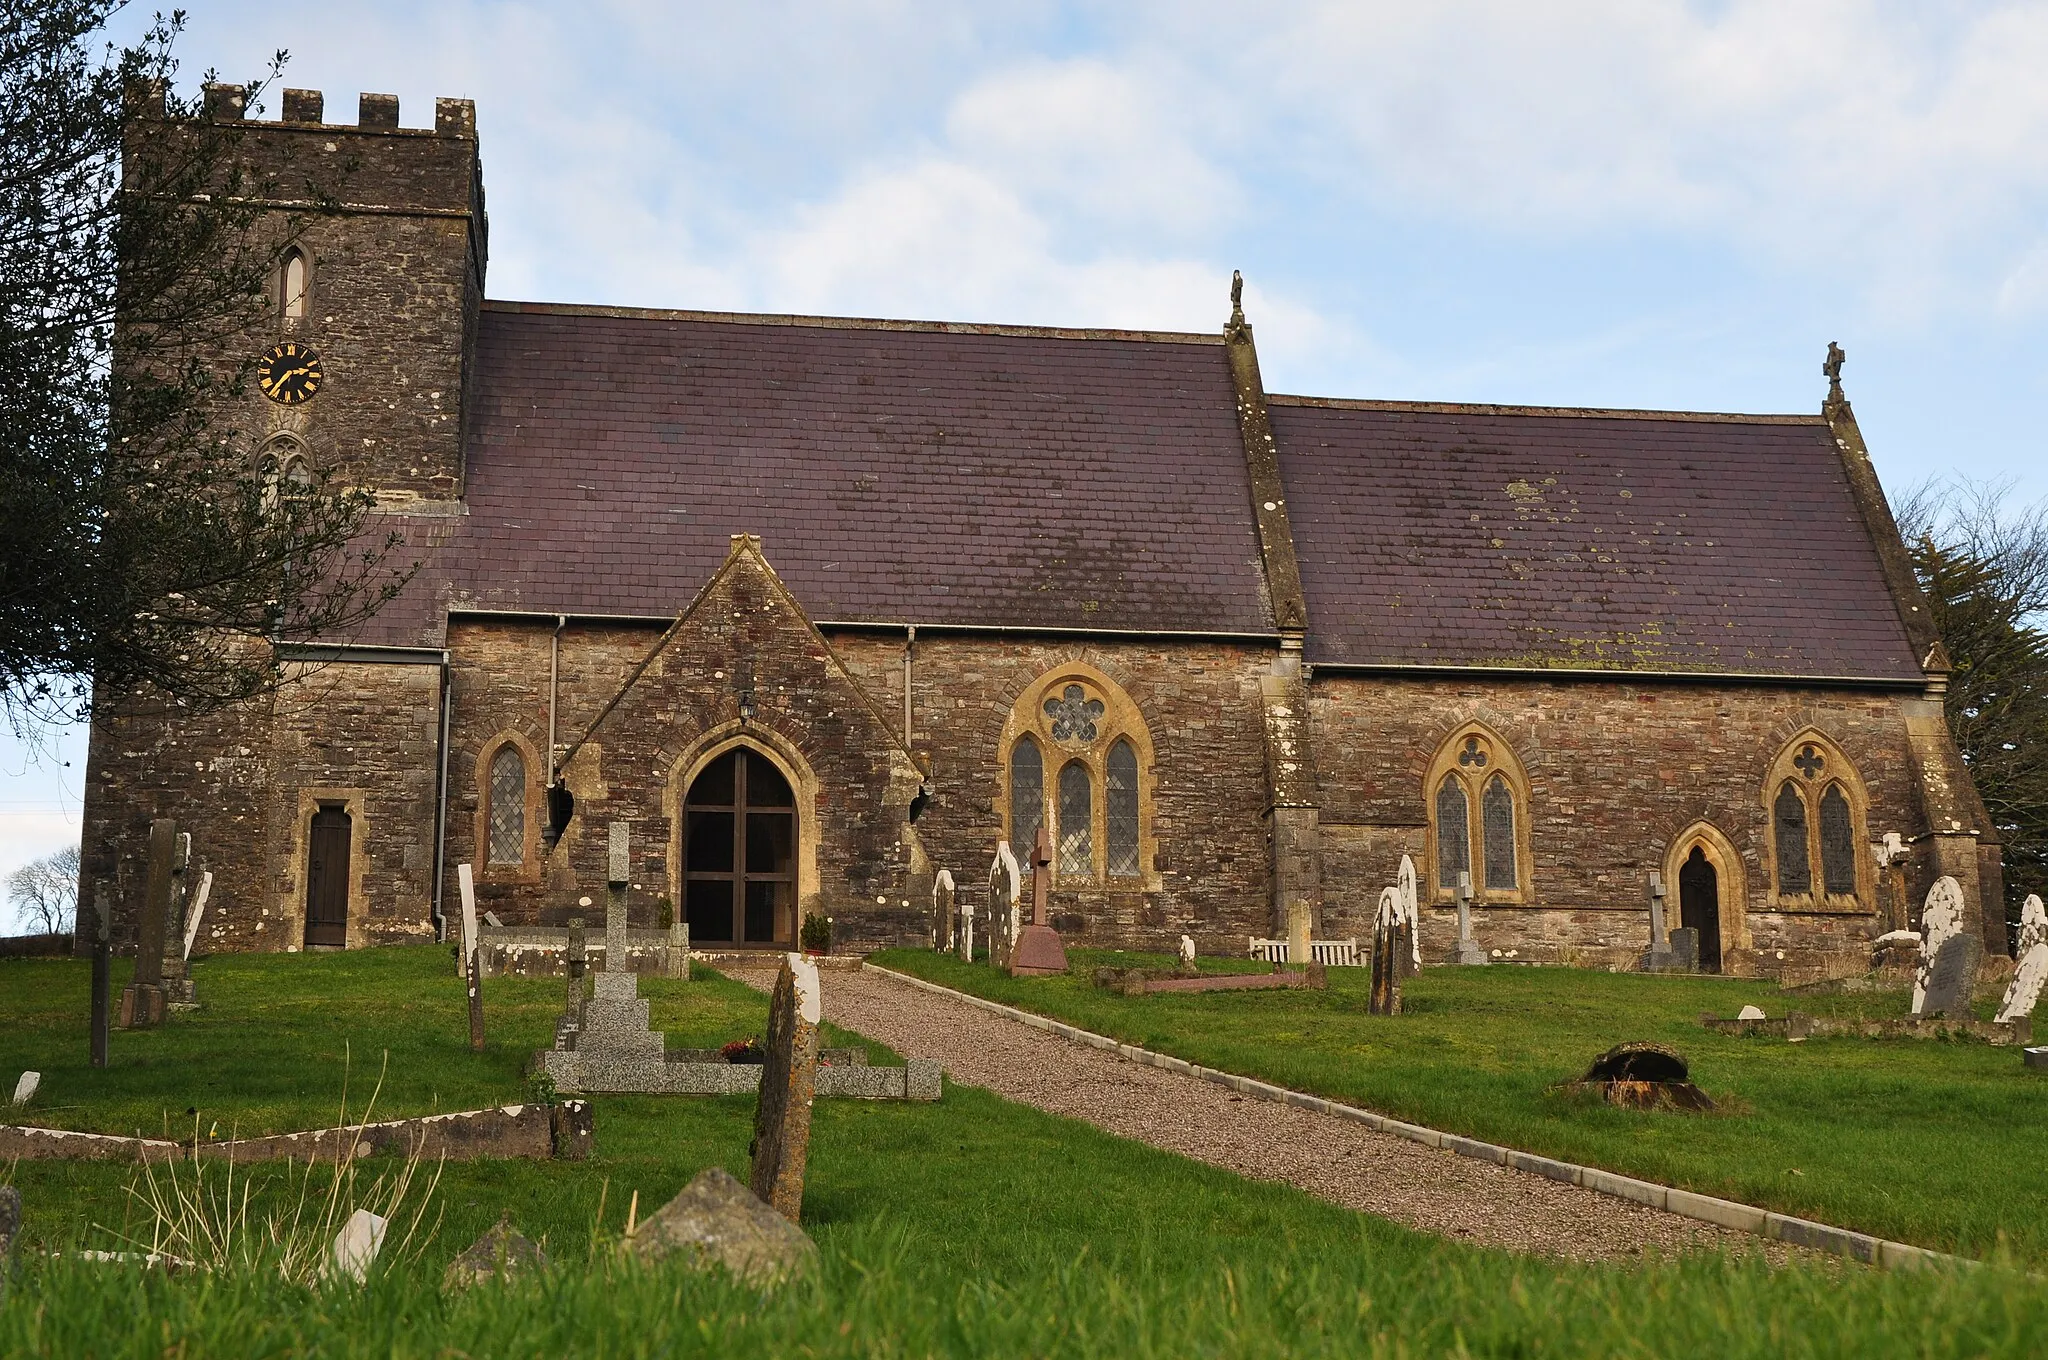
[
  {"left": 1678, "top": 846, "right": 1722, "bottom": 973},
  {"left": 1663, "top": 822, "right": 1747, "bottom": 975},
  {"left": 682, "top": 746, "right": 797, "bottom": 948}
]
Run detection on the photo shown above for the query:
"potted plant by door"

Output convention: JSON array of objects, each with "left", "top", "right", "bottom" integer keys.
[{"left": 800, "top": 913, "right": 832, "bottom": 957}]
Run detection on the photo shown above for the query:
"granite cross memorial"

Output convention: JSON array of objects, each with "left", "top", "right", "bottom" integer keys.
[{"left": 1010, "top": 826, "right": 1069, "bottom": 976}]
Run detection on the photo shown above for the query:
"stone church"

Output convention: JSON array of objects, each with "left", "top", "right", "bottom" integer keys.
[{"left": 81, "top": 85, "right": 2009, "bottom": 976}]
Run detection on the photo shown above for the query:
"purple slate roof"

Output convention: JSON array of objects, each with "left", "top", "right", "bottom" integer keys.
[
  {"left": 341, "top": 301, "right": 1923, "bottom": 684},
  {"left": 356, "top": 303, "right": 1274, "bottom": 643},
  {"left": 1269, "top": 397, "right": 1922, "bottom": 679}
]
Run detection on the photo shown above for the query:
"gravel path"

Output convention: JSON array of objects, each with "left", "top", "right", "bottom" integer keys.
[{"left": 728, "top": 962, "right": 1792, "bottom": 1264}]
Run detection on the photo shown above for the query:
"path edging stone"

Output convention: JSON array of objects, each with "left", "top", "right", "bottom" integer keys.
[{"left": 864, "top": 962, "right": 1971, "bottom": 1273}]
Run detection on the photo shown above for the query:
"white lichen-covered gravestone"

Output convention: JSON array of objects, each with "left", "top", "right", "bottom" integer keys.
[
  {"left": 1397, "top": 855, "right": 1422, "bottom": 971},
  {"left": 330, "top": 1208, "right": 387, "bottom": 1283},
  {"left": 10, "top": 1072, "right": 38, "bottom": 1107},
  {"left": 1179, "top": 935, "right": 1196, "bottom": 968},
  {"left": 1912, "top": 877, "right": 1967, "bottom": 1016},
  {"left": 1996, "top": 895, "right": 2048, "bottom": 1025}
]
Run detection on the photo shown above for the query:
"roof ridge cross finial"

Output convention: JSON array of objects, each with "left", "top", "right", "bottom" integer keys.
[
  {"left": 1229, "top": 270, "right": 1245, "bottom": 331},
  {"left": 1824, "top": 341, "right": 1846, "bottom": 401}
]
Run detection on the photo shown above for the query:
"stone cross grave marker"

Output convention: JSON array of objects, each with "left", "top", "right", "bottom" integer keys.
[
  {"left": 1010, "top": 825, "right": 1069, "bottom": 976},
  {"left": 1369, "top": 885, "right": 1402, "bottom": 1015},
  {"left": 1913, "top": 876, "right": 1966, "bottom": 1015},
  {"left": 1455, "top": 871, "right": 1487, "bottom": 965},
  {"left": 458, "top": 862, "right": 485, "bottom": 1052},
  {"left": 121, "top": 819, "right": 176, "bottom": 1028},
  {"left": 1920, "top": 931, "right": 1984, "bottom": 1021},
  {"left": 90, "top": 885, "right": 110, "bottom": 1068},
  {"left": 750, "top": 953, "right": 821, "bottom": 1223},
  {"left": 1644, "top": 869, "right": 1675, "bottom": 970}
]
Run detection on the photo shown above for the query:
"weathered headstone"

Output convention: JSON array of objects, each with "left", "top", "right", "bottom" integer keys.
[
  {"left": 330, "top": 1207, "right": 387, "bottom": 1283},
  {"left": 2017, "top": 894, "right": 2047, "bottom": 957},
  {"left": 1178, "top": 934, "right": 1198, "bottom": 976},
  {"left": 559, "top": 916, "right": 587, "bottom": 1048},
  {"left": 1455, "top": 871, "right": 1487, "bottom": 966},
  {"left": 956, "top": 898, "right": 975, "bottom": 961},
  {"left": 986, "top": 841, "right": 1021, "bottom": 969},
  {"left": 458, "top": 863, "right": 484, "bottom": 1052},
  {"left": 1396, "top": 855, "right": 1422, "bottom": 977},
  {"left": 180, "top": 871, "right": 212, "bottom": 964},
  {"left": 1996, "top": 941, "right": 2047, "bottom": 1025},
  {"left": 1913, "top": 876, "right": 1967, "bottom": 1015},
  {"left": 443, "top": 1217, "right": 547, "bottom": 1290},
  {"left": 121, "top": 819, "right": 176, "bottom": 1029},
  {"left": 666, "top": 918, "right": 691, "bottom": 980},
  {"left": 161, "top": 833, "right": 193, "bottom": 1003},
  {"left": 932, "top": 869, "right": 955, "bottom": 951},
  {"left": 1737, "top": 1004, "right": 1767, "bottom": 1021},
  {"left": 9, "top": 1073, "right": 38, "bottom": 1107},
  {"left": 1010, "top": 826, "right": 1069, "bottom": 976},
  {"left": 89, "top": 886, "right": 110, "bottom": 1068},
  {"left": 1668, "top": 927, "right": 1700, "bottom": 973},
  {"left": 628, "top": 1166, "right": 818, "bottom": 1285},
  {"left": 1920, "top": 932, "right": 1985, "bottom": 1021},
  {"left": 1369, "top": 886, "right": 1403, "bottom": 1015},
  {"left": 749, "top": 954, "right": 821, "bottom": 1223}
]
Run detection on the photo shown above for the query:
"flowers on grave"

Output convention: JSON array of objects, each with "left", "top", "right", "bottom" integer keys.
[{"left": 720, "top": 1037, "right": 766, "bottom": 1065}]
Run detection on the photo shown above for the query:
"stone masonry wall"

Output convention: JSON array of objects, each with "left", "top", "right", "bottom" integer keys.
[{"left": 1312, "top": 673, "right": 1936, "bottom": 974}]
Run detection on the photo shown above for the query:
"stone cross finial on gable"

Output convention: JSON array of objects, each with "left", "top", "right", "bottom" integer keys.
[
  {"left": 1229, "top": 270, "right": 1245, "bottom": 331},
  {"left": 1824, "top": 341, "right": 1846, "bottom": 396}
]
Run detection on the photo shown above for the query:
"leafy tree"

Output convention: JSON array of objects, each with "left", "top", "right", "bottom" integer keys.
[
  {"left": 0, "top": 3, "right": 406, "bottom": 732},
  {"left": 6, "top": 844, "right": 79, "bottom": 935},
  {"left": 1894, "top": 480, "right": 2048, "bottom": 944}
]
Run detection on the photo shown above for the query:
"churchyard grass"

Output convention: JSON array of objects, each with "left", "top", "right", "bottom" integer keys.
[
  {"left": 1, "top": 947, "right": 2043, "bottom": 1357},
  {"left": 873, "top": 947, "right": 2048, "bottom": 1266}
]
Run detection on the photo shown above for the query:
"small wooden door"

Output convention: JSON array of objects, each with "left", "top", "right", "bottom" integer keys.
[
  {"left": 1678, "top": 845, "right": 1721, "bottom": 974},
  {"left": 304, "top": 806, "right": 352, "bottom": 949}
]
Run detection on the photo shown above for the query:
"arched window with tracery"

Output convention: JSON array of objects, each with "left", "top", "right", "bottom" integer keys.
[
  {"left": 1425, "top": 725, "right": 1531, "bottom": 901},
  {"left": 999, "top": 667, "right": 1156, "bottom": 886},
  {"left": 1765, "top": 734, "right": 1869, "bottom": 908}
]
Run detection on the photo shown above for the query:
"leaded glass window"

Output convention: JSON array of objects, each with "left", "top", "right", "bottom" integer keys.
[
  {"left": 1435, "top": 776, "right": 1470, "bottom": 890},
  {"left": 1482, "top": 773, "right": 1517, "bottom": 891},
  {"left": 487, "top": 744, "right": 526, "bottom": 865},
  {"left": 1058, "top": 761, "right": 1093, "bottom": 877},
  {"left": 1774, "top": 780, "right": 1811, "bottom": 895},
  {"left": 1819, "top": 782, "right": 1856, "bottom": 896},
  {"left": 1009, "top": 738, "right": 1044, "bottom": 858},
  {"left": 1106, "top": 739, "right": 1139, "bottom": 876}
]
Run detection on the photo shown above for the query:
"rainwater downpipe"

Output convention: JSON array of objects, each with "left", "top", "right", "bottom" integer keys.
[
  {"left": 429, "top": 650, "right": 452, "bottom": 942},
  {"left": 903, "top": 624, "right": 915, "bottom": 748},
  {"left": 548, "top": 614, "right": 566, "bottom": 779}
]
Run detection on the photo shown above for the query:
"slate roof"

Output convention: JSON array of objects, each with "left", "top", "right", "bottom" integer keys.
[
  {"left": 345, "top": 300, "right": 1924, "bottom": 684},
  {"left": 1269, "top": 397, "right": 1922, "bottom": 679},
  {"left": 360, "top": 302, "right": 1273, "bottom": 642}
]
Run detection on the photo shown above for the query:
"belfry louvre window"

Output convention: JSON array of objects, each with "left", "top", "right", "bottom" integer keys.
[
  {"left": 1000, "top": 669, "right": 1155, "bottom": 885},
  {"left": 1765, "top": 736, "right": 1869, "bottom": 907},
  {"left": 1426, "top": 727, "right": 1530, "bottom": 900},
  {"left": 280, "top": 248, "right": 308, "bottom": 319},
  {"left": 486, "top": 745, "right": 525, "bottom": 866}
]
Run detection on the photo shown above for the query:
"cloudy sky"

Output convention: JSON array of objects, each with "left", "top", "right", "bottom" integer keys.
[{"left": 7, "top": 0, "right": 2047, "bottom": 928}]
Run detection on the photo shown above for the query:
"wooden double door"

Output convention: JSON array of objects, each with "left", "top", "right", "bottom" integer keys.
[{"left": 682, "top": 748, "right": 796, "bottom": 947}]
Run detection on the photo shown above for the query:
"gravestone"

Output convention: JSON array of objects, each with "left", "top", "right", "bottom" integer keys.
[
  {"left": 1920, "top": 932, "right": 1985, "bottom": 1021},
  {"left": 120, "top": 819, "right": 176, "bottom": 1029},
  {"left": 1395, "top": 856, "right": 1421, "bottom": 977},
  {"left": 558, "top": 917, "right": 588, "bottom": 1048},
  {"left": 1454, "top": 871, "right": 1487, "bottom": 966},
  {"left": 629, "top": 1167, "right": 818, "bottom": 1285},
  {"left": 1369, "top": 886, "right": 1403, "bottom": 1015},
  {"left": 1668, "top": 927, "right": 1700, "bottom": 973},
  {"left": 1643, "top": 869, "right": 1676, "bottom": 970},
  {"left": 9, "top": 1073, "right": 38, "bottom": 1107},
  {"left": 458, "top": 863, "right": 485, "bottom": 1052},
  {"left": 1737, "top": 1004, "right": 1767, "bottom": 1021},
  {"left": 161, "top": 833, "right": 194, "bottom": 1004},
  {"left": 89, "top": 886, "right": 110, "bottom": 1068},
  {"left": 932, "top": 869, "right": 955, "bottom": 951},
  {"left": 1913, "top": 876, "right": 1967, "bottom": 1015},
  {"left": 1010, "top": 826, "right": 1069, "bottom": 976},
  {"left": 330, "top": 1207, "right": 387, "bottom": 1283},
  {"left": 444, "top": 1217, "right": 547, "bottom": 1290},
  {"left": 1996, "top": 940, "right": 2047, "bottom": 1025},
  {"left": 749, "top": 954, "right": 821, "bottom": 1223},
  {"left": 2017, "top": 894, "right": 2047, "bottom": 956},
  {"left": 576, "top": 825, "right": 666, "bottom": 1067},
  {"left": 1178, "top": 934, "right": 1198, "bottom": 976},
  {"left": 179, "top": 870, "right": 213, "bottom": 966},
  {"left": 667, "top": 918, "right": 691, "bottom": 980},
  {"left": 985, "top": 841, "right": 1020, "bottom": 967}
]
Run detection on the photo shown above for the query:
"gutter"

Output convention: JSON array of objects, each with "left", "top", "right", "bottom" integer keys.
[{"left": 1306, "top": 660, "right": 1928, "bottom": 691}]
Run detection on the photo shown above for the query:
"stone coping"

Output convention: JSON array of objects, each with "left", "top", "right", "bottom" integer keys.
[
  {"left": 1703, "top": 1013, "right": 2031, "bottom": 1046},
  {"left": 0, "top": 1102, "right": 591, "bottom": 1164},
  {"left": 866, "top": 963, "right": 1974, "bottom": 1273},
  {"left": 537, "top": 1051, "right": 941, "bottom": 1100}
]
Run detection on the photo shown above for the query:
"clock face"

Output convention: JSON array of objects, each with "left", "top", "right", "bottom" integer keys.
[{"left": 257, "top": 342, "right": 323, "bottom": 404}]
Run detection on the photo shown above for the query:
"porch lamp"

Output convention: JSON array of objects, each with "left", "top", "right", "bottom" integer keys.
[{"left": 737, "top": 686, "right": 756, "bottom": 726}]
